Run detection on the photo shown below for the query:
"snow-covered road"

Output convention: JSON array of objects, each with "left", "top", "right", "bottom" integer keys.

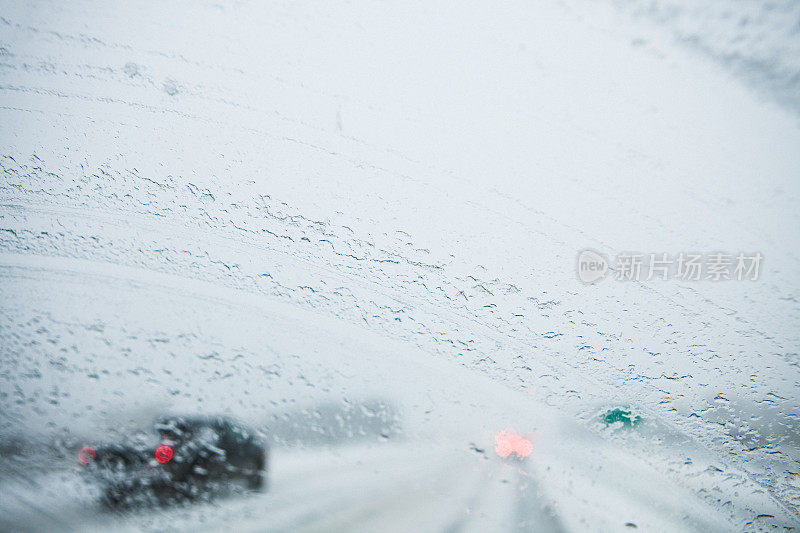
[{"left": 1, "top": 0, "right": 799, "bottom": 530}]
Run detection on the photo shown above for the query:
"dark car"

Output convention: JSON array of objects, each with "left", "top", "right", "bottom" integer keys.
[{"left": 78, "top": 415, "right": 268, "bottom": 507}]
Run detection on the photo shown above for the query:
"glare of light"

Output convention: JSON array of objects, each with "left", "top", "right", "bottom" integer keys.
[
  {"left": 78, "top": 446, "right": 96, "bottom": 465},
  {"left": 155, "top": 445, "right": 174, "bottom": 463},
  {"left": 494, "top": 429, "right": 532, "bottom": 458}
]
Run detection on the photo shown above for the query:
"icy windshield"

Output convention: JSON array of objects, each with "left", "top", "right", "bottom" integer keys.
[{"left": 1, "top": 1, "right": 799, "bottom": 531}]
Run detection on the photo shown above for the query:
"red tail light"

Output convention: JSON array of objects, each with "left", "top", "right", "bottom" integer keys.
[
  {"left": 78, "top": 446, "right": 96, "bottom": 465},
  {"left": 494, "top": 430, "right": 533, "bottom": 458},
  {"left": 155, "top": 445, "right": 173, "bottom": 463}
]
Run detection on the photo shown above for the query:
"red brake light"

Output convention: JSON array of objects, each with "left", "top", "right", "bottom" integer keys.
[
  {"left": 494, "top": 430, "right": 533, "bottom": 458},
  {"left": 78, "top": 446, "right": 96, "bottom": 465},
  {"left": 155, "top": 445, "right": 173, "bottom": 463}
]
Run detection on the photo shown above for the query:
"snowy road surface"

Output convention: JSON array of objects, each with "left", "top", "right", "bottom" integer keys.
[
  {"left": 5, "top": 443, "right": 564, "bottom": 533},
  {"left": 1, "top": 0, "right": 799, "bottom": 531}
]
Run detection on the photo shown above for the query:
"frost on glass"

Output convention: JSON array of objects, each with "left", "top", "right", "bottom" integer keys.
[{"left": 0, "top": 0, "right": 798, "bottom": 531}]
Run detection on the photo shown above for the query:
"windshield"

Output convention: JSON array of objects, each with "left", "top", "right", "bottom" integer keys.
[{"left": 1, "top": 0, "right": 798, "bottom": 531}]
